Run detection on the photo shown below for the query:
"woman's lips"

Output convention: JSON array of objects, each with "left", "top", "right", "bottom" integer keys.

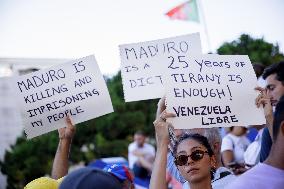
[{"left": 187, "top": 168, "right": 199, "bottom": 174}]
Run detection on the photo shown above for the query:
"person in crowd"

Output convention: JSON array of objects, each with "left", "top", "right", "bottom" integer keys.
[
  {"left": 150, "top": 111, "right": 217, "bottom": 189},
  {"left": 156, "top": 97, "right": 235, "bottom": 189},
  {"left": 255, "top": 61, "right": 284, "bottom": 162},
  {"left": 171, "top": 127, "right": 236, "bottom": 189},
  {"left": 221, "top": 126, "right": 250, "bottom": 174},
  {"left": 243, "top": 124, "right": 265, "bottom": 167},
  {"left": 128, "top": 130, "right": 155, "bottom": 178},
  {"left": 24, "top": 177, "right": 63, "bottom": 189},
  {"left": 182, "top": 129, "right": 236, "bottom": 189},
  {"left": 226, "top": 96, "right": 284, "bottom": 189},
  {"left": 51, "top": 117, "right": 135, "bottom": 189}
]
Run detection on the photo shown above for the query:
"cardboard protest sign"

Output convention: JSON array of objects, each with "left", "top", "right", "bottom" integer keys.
[
  {"left": 119, "top": 33, "right": 202, "bottom": 102},
  {"left": 11, "top": 55, "right": 113, "bottom": 138},
  {"left": 162, "top": 54, "right": 266, "bottom": 129}
]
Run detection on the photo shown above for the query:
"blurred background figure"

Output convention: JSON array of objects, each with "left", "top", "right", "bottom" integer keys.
[
  {"left": 128, "top": 131, "right": 155, "bottom": 179},
  {"left": 221, "top": 126, "right": 250, "bottom": 174},
  {"left": 243, "top": 124, "right": 265, "bottom": 168}
]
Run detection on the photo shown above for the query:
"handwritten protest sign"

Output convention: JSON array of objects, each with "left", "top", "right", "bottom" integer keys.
[
  {"left": 11, "top": 55, "right": 113, "bottom": 138},
  {"left": 162, "top": 54, "right": 266, "bottom": 129},
  {"left": 119, "top": 33, "right": 202, "bottom": 102}
]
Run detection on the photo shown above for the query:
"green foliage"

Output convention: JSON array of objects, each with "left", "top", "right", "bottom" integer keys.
[
  {"left": 0, "top": 132, "right": 59, "bottom": 189},
  {"left": 217, "top": 34, "right": 284, "bottom": 66}
]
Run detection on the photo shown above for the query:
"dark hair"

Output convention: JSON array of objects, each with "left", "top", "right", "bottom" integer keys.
[
  {"left": 272, "top": 95, "right": 284, "bottom": 141},
  {"left": 262, "top": 61, "right": 284, "bottom": 85},
  {"left": 173, "top": 133, "right": 214, "bottom": 157},
  {"left": 253, "top": 63, "right": 265, "bottom": 78}
]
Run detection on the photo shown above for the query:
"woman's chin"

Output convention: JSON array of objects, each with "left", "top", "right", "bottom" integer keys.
[
  {"left": 186, "top": 171, "right": 210, "bottom": 184},
  {"left": 186, "top": 175, "right": 204, "bottom": 183}
]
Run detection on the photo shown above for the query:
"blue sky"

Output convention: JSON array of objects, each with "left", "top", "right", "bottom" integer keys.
[{"left": 0, "top": 0, "right": 283, "bottom": 75}]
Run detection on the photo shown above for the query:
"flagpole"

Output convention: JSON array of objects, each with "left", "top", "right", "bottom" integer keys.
[{"left": 197, "top": 0, "right": 212, "bottom": 53}]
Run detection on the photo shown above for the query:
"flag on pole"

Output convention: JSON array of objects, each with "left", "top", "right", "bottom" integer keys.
[{"left": 165, "top": 0, "right": 200, "bottom": 22}]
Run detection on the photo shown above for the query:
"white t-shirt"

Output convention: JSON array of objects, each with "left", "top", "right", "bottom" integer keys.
[
  {"left": 183, "top": 167, "right": 236, "bottom": 189},
  {"left": 221, "top": 133, "right": 250, "bottom": 163},
  {"left": 225, "top": 163, "right": 284, "bottom": 189},
  {"left": 243, "top": 128, "right": 263, "bottom": 166},
  {"left": 128, "top": 142, "right": 155, "bottom": 169}
]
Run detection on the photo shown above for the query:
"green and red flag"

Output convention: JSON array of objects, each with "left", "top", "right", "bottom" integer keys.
[{"left": 165, "top": 0, "right": 200, "bottom": 23}]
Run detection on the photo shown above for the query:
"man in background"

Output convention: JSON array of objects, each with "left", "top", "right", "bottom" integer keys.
[
  {"left": 255, "top": 61, "right": 284, "bottom": 162},
  {"left": 128, "top": 131, "right": 155, "bottom": 178}
]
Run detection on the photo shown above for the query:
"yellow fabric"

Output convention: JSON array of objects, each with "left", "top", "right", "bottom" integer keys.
[
  {"left": 57, "top": 176, "right": 65, "bottom": 184},
  {"left": 24, "top": 177, "right": 59, "bottom": 189}
]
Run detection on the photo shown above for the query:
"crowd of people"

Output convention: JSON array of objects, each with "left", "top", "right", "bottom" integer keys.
[{"left": 24, "top": 61, "right": 284, "bottom": 189}]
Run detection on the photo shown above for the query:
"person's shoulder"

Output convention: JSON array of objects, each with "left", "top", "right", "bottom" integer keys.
[
  {"left": 221, "top": 134, "right": 234, "bottom": 150},
  {"left": 128, "top": 142, "right": 136, "bottom": 149},
  {"left": 225, "top": 165, "right": 264, "bottom": 189},
  {"left": 216, "top": 166, "right": 233, "bottom": 175},
  {"left": 213, "top": 167, "right": 236, "bottom": 183},
  {"left": 213, "top": 174, "right": 237, "bottom": 189},
  {"left": 260, "top": 163, "right": 284, "bottom": 174},
  {"left": 225, "top": 168, "right": 257, "bottom": 189},
  {"left": 225, "top": 180, "right": 248, "bottom": 189}
]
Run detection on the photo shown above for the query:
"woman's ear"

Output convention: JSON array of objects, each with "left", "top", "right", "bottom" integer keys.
[{"left": 210, "top": 155, "right": 217, "bottom": 169}]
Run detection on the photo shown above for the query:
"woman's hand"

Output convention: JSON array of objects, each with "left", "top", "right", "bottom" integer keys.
[{"left": 153, "top": 110, "right": 175, "bottom": 147}]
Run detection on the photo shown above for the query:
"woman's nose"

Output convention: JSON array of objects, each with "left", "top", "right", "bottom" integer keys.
[{"left": 186, "top": 156, "right": 195, "bottom": 165}]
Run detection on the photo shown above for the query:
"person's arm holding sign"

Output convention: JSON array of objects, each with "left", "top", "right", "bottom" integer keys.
[
  {"left": 51, "top": 116, "right": 76, "bottom": 179},
  {"left": 150, "top": 110, "right": 176, "bottom": 189}
]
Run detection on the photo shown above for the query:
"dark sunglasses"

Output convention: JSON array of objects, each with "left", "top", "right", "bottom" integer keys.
[{"left": 174, "top": 150, "right": 208, "bottom": 166}]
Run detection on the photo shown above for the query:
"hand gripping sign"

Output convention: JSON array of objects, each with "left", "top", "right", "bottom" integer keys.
[{"left": 11, "top": 55, "right": 113, "bottom": 138}]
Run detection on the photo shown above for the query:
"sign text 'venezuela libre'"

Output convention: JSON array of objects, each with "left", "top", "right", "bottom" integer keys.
[
  {"left": 163, "top": 54, "right": 266, "bottom": 129},
  {"left": 12, "top": 55, "right": 113, "bottom": 139},
  {"left": 119, "top": 33, "right": 202, "bottom": 102}
]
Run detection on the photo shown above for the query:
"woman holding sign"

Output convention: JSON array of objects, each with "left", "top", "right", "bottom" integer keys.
[{"left": 150, "top": 111, "right": 216, "bottom": 189}]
